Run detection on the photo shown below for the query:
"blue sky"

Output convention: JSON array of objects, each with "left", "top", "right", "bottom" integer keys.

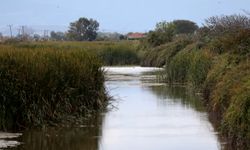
[{"left": 0, "top": 0, "right": 250, "bottom": 34}]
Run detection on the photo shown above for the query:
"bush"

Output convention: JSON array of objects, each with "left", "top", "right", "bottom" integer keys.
[
  {"left": 204, "top": 14, "right": 250, "bottom": 36},
  {"left": 209, "top": 29, "right": 250, "bottom": 54},
  {"left": 141, "top": 38, "right": 191, "bottom": 67}
]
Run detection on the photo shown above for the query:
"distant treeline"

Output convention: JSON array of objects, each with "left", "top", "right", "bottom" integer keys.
[
  {"left": 139, "top": 14, "right": 250, "bottom": 149},
  {"left": 0, "top": 17, "right": 128, "bottom": 42}
]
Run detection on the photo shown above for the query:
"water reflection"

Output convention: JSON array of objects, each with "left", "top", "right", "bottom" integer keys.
[
  {"left": 100, "top": 67, "right": 221, "bottom": 150},
  {"left": 9, "top": 115, "right": 103, "bottom": 150},
  {"left": 147, "top": 85, "right": 205, "bottom": 112},
  {"left": 0, "top": 133, "right": 21, "bottom": 149},
  {"left": 5, "top": 67, "right": 223, "bottom": 150}
]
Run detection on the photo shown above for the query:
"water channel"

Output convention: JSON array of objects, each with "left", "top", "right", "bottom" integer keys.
[{"left": 3, "top": 67, "right": 223, "bottom": 150}]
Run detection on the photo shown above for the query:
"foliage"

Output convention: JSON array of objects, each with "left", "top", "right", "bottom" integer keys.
[
  {"left": 205, "top": 14, "right": 250, "bottom": 36},
  {"left": 208, "top": 29, "right": 250, "bottom": 54},
  {"left": 99, "top": 47, "right": 139, "bottom": 66},
  {"left": 145, "top": 21, "right": 176, "bottom": 47},
  {"left": 67, "top": 17, "right": 99, "bottom": 41},
  {"left": 167, "top": 48, "right": 192, "bottom": 83},
  {"left": 165, "top": 44, "right": 213, "bottom": 88},
  {"left": 3, "top": 40, "right": 140, "bottom": 66},
  {"left": 0, "top": 45, "right": 108, "bottom": 130},
  {"left": 50, "top": 31, "right": 67, "bottom": 41},
  {"left": 0, "top": 40, "right": 139, "bottom": 130},
  {"left": 96, "top": 32, "right": 124, "bottom": 41},
  {"left": 189, "top": 49, "right": 213, "bottom": 89},
  {"left": 142, "top": 20, "right": 198, "bottom": 48},
  {"left": 139, "top": 14, "right": 250, "bottom": 148},
  {"left": 141, "top": 37, "right": 191, "bottom": 67},
  {"left": 155, "top": 21, "right": 175, "bottom": 33},
  {"left": 206, "top": 58, "right": 250, "bottom": 149},
  {"left": 173, "top": 20, "right": 198, "bottom": 34}
]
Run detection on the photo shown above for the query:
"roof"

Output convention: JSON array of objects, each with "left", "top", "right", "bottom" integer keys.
[{"left": 127, "top": 33, "right": 145, "bottom": 39}]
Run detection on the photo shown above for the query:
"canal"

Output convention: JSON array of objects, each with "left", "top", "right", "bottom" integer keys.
[{"left": 3, "top": 67, "right": 222, "bottom": 150}]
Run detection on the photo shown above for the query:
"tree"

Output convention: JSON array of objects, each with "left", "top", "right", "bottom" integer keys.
[
  {"left": 204, "top": 14, "right": 250, "bottom": 35},
  {"left": 96, "top": 32, "right": 123, "bottom": 41},
  {"left": 67, "top": 17, "right": 99, "bottom": 41},
  {"left": 50, "top": 31, "right": 66, "bottom": 41},
  {"left": 173, "top": 20, "right": 198, "bottom": 34},
  {"left": 33, "top": 34, "right": 41, "bottom": 41},
  {"left": 142, "top": 20, "right": 198, "bottom": 47},
  {"left": 119, "top": 34, "right": 126, "bottom": 40},
  {"left": 146, "top": 21, "right": 176, "bottom": 47},
  {"left": 155, "top": 21, "right": 176, "bottom": 33},
  {"left": 201, "top": 14, "right": 250, "bottom": 54}
]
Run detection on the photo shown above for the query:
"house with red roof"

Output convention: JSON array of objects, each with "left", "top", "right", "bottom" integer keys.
[{"left": 127, "top": 33, "right": 146, "bottom": 40}]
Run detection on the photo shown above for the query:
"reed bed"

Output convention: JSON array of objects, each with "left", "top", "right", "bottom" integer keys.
[
  {"left": 6, "top": 41, "right": 140, "bottom": 66},
  {"left": 0, "top": 44, "right": 108, "bottom": 130}
]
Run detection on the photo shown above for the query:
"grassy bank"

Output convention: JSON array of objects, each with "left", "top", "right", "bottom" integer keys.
[
  {"left": 0, "top": 44, "right": 108, "bottom": 130},
  {"left": 139, "top": 15, "right": 250, "bottom": 149},
  {"left": 140, "top": 37, "right": 192, "bottom": 67},
  {"left": 6, "top": 41, "right": 140, "bottom": 66}
]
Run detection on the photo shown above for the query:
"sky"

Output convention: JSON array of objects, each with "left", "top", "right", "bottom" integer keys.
[{"left": 0, "top": 0, "right": 250, "bottom": 35}]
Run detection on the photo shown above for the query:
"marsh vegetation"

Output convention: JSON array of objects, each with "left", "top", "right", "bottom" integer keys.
[
  {"left": 0, "top": 43, "right": 108, "bottom": 130},
  {"left": 138, "top": 14, "right": 250, "bottom": 149},
  {"left": 0, "top": 13, "right": 249, "bottom": 150}
]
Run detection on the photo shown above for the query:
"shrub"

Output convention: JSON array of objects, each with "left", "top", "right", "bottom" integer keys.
[
  {"left": 204, "top": 14, "right": 250, "bottom": 36},
  {"left": 209, "top": 29, "right": 250, "bottom": 54},
  {"left": 141, "top": 38, "right": 191, "bottom": 67}
]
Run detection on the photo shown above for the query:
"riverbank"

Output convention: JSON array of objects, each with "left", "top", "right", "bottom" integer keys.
[
  {"left": 0, "top": 27, "right": 249, "bottom": 148},
  {"left": 1, "top": 67, "right": 224, "bottom": 150},
  {"left": 0, "top": 44, "right": 108, "bottom": 130},
  {"left": 138, "top": 19, "right": 250, "bottom": 149}
]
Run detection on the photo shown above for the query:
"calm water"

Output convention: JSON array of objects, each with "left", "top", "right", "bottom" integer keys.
[{"left": 3, "top": 67, "right": 223, "bottom": 150}]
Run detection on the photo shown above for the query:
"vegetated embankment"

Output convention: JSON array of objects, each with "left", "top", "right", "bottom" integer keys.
[
  {"left": 140, "top": 15, "right": 250, "bottom": 149},
  {"left": 0, "top": 44, "right": 108, "bottom": 130}
]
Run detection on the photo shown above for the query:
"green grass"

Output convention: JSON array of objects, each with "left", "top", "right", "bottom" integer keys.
[
  {"left": 0, "top": 44, "right": 108, "bottom": 130},
  {"left": 98, "top": 47, "right": 139, "bottom": 65},
  {"left": 5, "top": 40, "right": 140, "bottom": 66},
  {"left": 206, "top": 58, "right": 250, "bottom": 148}
]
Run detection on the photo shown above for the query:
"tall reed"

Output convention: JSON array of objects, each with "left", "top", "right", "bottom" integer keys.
[{"left": 0, "top": 45, "right": 108, "bottom": 130}]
